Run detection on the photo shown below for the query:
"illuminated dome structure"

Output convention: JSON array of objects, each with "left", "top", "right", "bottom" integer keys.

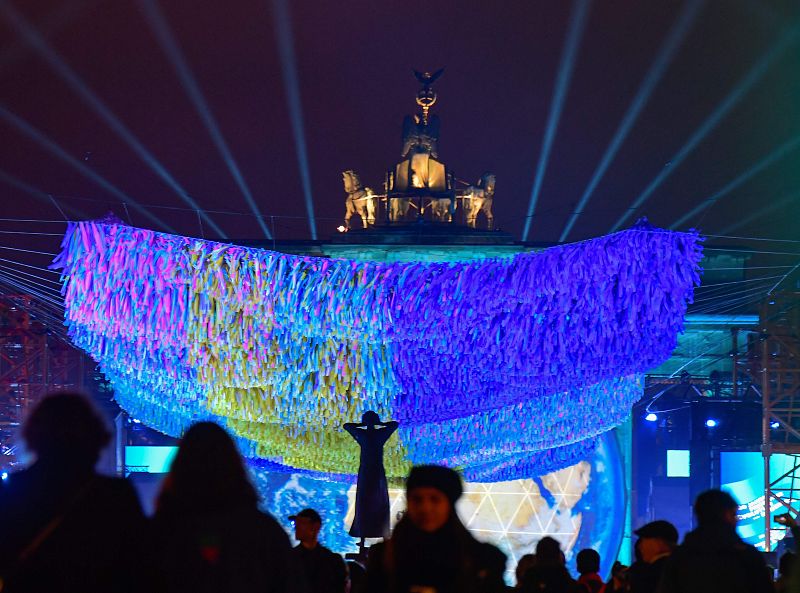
[{"left": 54, "top": 220, "right": 702, "bottom": 481}]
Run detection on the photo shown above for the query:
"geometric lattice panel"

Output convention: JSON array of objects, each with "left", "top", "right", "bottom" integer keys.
[{"left": 344, "top": 462, "right": 590, "bottom": 583}]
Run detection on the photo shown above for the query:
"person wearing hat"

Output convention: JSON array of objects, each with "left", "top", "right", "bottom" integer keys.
[
  {"left": 627, "top": 520, "right": 678, "bottom": 593},
  {"left": 657, "top": 489, "right": 772, "bottom": 593},
  {"left": 365, "top": 465, "right": 507, "bottom": 593},
  {"left": 289, "top": 508, "right": 347, "bottom": 593}
]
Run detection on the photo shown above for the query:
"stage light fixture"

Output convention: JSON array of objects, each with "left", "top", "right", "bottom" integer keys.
[
  {"left": 645, "top": 412, "right": 658, "bottom": 422},
  {"left": 771, "top": 421, "right": 780, "bottom": 429},
  {"left": 705, "top": 419, "right": 718, "bottom": 428}
]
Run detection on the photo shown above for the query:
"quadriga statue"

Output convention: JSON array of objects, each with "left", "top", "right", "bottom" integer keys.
[
  {"left": 343, "top": 170, "right": 377, "bottom": 229},
  {"left": 429, "top": 197, "right": 453, "bottom": 222},
  {"left": 463, "top": 173, "right": 496, "bottom": 229}
]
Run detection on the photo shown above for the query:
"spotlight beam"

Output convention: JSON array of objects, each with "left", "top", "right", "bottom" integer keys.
[
  {"left": 0, "top": 103, "right": 176, "bottom": 233},
  {"left": 559, "top": 0, "right": 703, "bottom": 242},
  {"left": 609, "top": 26, "right": 800, "bottom": 233},
  {"left": 670, "top": 135, "right": 800, "bottom": 229},
  {"left": 138, "top": 0, "right": 272, "bottom": 240},
  {"left": 270, "top": 0, "right": 318, "bottom": 240},
  {"left": 521, "top": 0, "right": 592, "bottom": 242},
  {"left": 717, "top": 188, "right": 800, "bottom": 236},
  {"left": 0, "top": 0, "right": 226, "bottom": 238},
  {"left": 0, "top": 0, "right": 92, "bottom": 73},
  {"left": 0, "top": 168, "right": 89, "bottom": 219}
]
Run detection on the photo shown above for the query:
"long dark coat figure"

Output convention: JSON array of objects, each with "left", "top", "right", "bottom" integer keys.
[{"left": 343, "top": 411, "right": 398, "bottom": 539}]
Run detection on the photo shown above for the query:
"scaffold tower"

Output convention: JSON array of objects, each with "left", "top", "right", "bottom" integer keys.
[
  {"left": 750, "top": 292, "right": 800, "bottom": 550},
  {"left": 0, "top": 293, "right": 86, "bottom": 471}
]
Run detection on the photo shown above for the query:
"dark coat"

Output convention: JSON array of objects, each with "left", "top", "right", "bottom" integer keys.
[
  {"left": 292, "top": 543, "right": 347, "bottom": 593},
  {"left": 153, "top": 505, "right": 302, "bottom": 593},
  {"left": 629, "top": 557, "right": 670, "bottom": 593},
  {"left": 657, "top": 523, "right": 773, "bottom": 593},
  {"left": 365, "top": 519, "right": 507, "bottom": 593},
  {"left": 521, "top": 564, "right": 584, "bottom": 593},
  {"left": 0, "top": 459, "right": 148, "bottom": 593}
]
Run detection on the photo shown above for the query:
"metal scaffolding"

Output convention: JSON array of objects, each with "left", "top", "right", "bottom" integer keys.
[
  {"left": 750, "top": 292, "right": 800, "bottom": 550},
  {"left": 0, "top": 293, "right": 86, "bottom": 471}
]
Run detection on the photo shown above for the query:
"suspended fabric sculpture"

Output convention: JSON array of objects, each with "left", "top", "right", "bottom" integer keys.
[{"left": 53, "top": 221, "right": 702, "bottom": 481}]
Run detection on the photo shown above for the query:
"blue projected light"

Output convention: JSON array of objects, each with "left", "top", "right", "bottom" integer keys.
[
  {"left": 251, "top": 430, "right": 626, "bottom": 583},
  {"left": 645, "top": 412, "right": 658, "bottom": 422},
  {"left": 705, "top": 419, "right": 718, "bottom": 428},
  {"left": 125, "top": 446, "right": 178, "bottom": 474},
  {"left": 666, "top": 449, "right": 690, "bottom": 478},
  {"left": 721, "top": 451, "right": 800, "bottom": 551}
]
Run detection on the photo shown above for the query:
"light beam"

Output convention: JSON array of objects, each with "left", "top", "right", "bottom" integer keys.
[
  {"left": 0, "top": 0, "right": 91, "bottom": 73},
  {"left": 609, "top": 26, "right": 800, "bottom": 233},
  {"left": 559, "top": 0, "right": 703, "bottom": 242},
  {"left": 670, "top": 134, "right": 800, "bottom": 229},
  {"left": 521, "top": 0, "right": 592, "bottom": 242},
  {"left": 270, "top": 0, "right": 317, "bottom": 239},
  {"left": 0, "top": 0, "right": 226, "bottom": 239},
  {"left": 0, "top": 103, "right": 175, "bottom": 233},
  {"left": 0, "top": 168, "right": 89, "bottom": 219},
  {"left": 138, "top": 0, "right": 272, "bottom": 239},
  {"left": 717, "top": 188, "right": 800, "bottom": 236}
]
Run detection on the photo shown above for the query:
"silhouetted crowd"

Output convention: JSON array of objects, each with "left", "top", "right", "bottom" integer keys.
[{"left": 0, "top": 392, "right": 797, "bottom": 593}]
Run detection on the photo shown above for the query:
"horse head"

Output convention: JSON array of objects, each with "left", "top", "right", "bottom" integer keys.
[
  {"left": 480, "top": 173, "right": 496, "bottom": 197},
  {"left": 342, "top": 170, "right": 363, "bottom": 194}
]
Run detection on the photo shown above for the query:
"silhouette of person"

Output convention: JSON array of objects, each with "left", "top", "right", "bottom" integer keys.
[
  {"left": 152, "top": 422, "right": 302, "bottom": 593},
  {"left": 521, "top": 536, "right": 583, "bottom": 593},
  {"left": 365, "top": 464, "right": 507, "bottom": 593},
  {"left": 658, "top": 489, "right": 772, "bottom": 593},
  {"left": 0, "top": 392, "right": 148, "bottom": 593},
  {"left": 628, "top": 520, "right": 678, "bottom": 593},
  {"left": 347, "top": 559, "right": 367, "bottom": 593},
  {"left": 343, "top": 411, "right": 398, "bottom": 541},
  {"left": 289, "top": 508, "right": 347, "bottom": 593},
  {"left": 576, "top": 548, "right": 605, "bottom": 593}
]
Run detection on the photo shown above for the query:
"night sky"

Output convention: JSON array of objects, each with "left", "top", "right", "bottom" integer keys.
[{"left": 0, "top": 0, "right": 798, "bottom": 246}]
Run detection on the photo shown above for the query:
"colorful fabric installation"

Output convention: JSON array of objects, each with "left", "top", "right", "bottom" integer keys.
[{"left": 54, "top": 221, "right": 702, "bottom": 481}]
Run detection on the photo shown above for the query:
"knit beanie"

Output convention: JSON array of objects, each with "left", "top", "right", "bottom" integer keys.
[{"left": 406, "top": 465, "right": 463, "bottom": 504}]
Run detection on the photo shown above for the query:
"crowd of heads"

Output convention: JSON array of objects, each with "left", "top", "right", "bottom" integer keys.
[{"left": 0, "top": 392, "right": 794, "bottom": 593}]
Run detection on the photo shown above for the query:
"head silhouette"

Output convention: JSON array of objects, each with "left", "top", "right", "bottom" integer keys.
[
  {"left": 536, "top": 536, "right": 563, "bottom": 566},
  {"left": 158, "top": 422, "right": 257, "bottom": 515},
  {"left": 694, "top": 489, "right": 739, "bottom": 527},
  {"left": 23, "top": 392, "right": 110, "bottom": 465},
  {"left": 577, "top": 548, "right": 601, "bottom": 575},
  {"left": 361, "top": 410, "right": 380, "bottom": 425}
]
